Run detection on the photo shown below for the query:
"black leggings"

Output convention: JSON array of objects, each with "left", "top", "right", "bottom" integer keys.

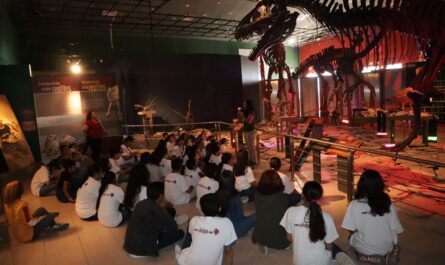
[
  {"left": 32, "top": 208, "right": 56, "bottom": 240},
  {"left": 87, "top": 137, "right": 102, "bottom": 162}
]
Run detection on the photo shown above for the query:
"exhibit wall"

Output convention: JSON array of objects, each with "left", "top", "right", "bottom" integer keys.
[
  {"left": 124, "top": 54, "right": 245, "bottom": 125},
  {"left": 33, "top": 74, "right": 123, "bottom": 162}
]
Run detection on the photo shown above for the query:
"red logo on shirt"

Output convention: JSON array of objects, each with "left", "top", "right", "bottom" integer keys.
[
  {"left": 198, "top": 184, "right": 211, "bottom": 190},
  {"left": 194, "top": 228, "right": 220, "bottom": 236},
  {"left": 165, "top": 179, "right": 177, "bottom": 184}
]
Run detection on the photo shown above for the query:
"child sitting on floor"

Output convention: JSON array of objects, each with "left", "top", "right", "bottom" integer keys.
[
  {"left": 97, "top": 171, "right": 129, "bottom": 227},
  {"left": 123, "top": 164, "right": 150, "bottom": 211},
  {"left": 234, "top": 151, "right": 256, "bottom": 202},
  {"left": 269, "top": 157, "right": 301, "bottom": 206},
  {"left": 75, "top": 164, "right": 103, "bottom": 221},
  {"left": 196, "top": 163, "right": 220, "bottom": 210},
  {"left": 341, "top": 169, "right": 403, "bottom": 265},
  {"left": 56, "top": 159, "right": 77, "bottom": 203},
  {"left": 176, "top": 193, "right": 237, "bottom": 265},
  {"left": 31, "top": 159, "right": 63, "bottom": 197},
  {"left": 164, "top": 158, "right": 194, "bottom": 205},
  {"left": 124, "top": 182, "right": 185, "bottom": 258}
]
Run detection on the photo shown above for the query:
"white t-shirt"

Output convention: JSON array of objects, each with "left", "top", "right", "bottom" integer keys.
[
  {"left": 209, "top": 154, "right": 222, "bottom": 166},
  {"left": 109, "top": 158, "right": 121, "bottom": 175},
  {"left": 235, "top": 167, "right": 255, "bottom": 191},
  {"left": 277, "top": 171, "right": 295, "bottom": 194},
  {"left": 167, "top": 142, "right": 175, "bottom": 157},
  {"left": 147, "top": 163, "right": 162, "bottom": 182},
  {"left": 31, "top": 166, "right": 50, "bottom": 196},
  {"left": 222, "top": 164, "right": 233, "bottom": 172},
  {"left": 341, "top": 199, "right": 403, "bottom": 256},
  {"left": 164, "top": 173, "right": 191, "bottom": 205},
  {"left": 120, "top": 144, "right": 136, "bottom": 164},
  {"left": 184, "top": 167, "right": 201, "bottom": 187},
  {"left": 196, "top": 177, "right": 219, "bottom": 208},
  {"left": 132, "top": 186, "right": 148, "bottom": 209},
  {"left": 220, "top": 144, "right": 228, "bottom": 154},
  {"left": 160, "top": 158, "right": 172, "bottom": 178},
  {"left": 172, "top": 145, "right": 184, "bottom": 158},
  {"left": 98, "top": 184, "right": 124, "bottom": 227},
  {"left": 177, "top": 216, "right": 238, "bottom": 265},
  {"left": 280, "top": 206, "right": 339, "bottom": 265},
  {"left": 75, "top": 177, "right": 101, "bottom": 219}
]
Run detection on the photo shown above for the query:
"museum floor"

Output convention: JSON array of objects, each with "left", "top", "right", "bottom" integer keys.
[{"left": 1, "top": 124, "right": 445, "bottom": 265}]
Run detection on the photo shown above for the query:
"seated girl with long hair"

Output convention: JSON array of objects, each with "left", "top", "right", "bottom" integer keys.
[
  {"left": 123, "top": 164, "right": 150, "bottom": 211},
  {"left": 97, "top": 171, "right": 129, "bottom": 227}
]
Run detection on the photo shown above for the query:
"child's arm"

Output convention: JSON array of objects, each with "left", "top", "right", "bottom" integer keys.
[
  {"left": 325, "top": 242, "right": 333, "bottom": 251},
  {"left": 63, "top": 181, "right": 75, "bottom": 203},
  {"left": 224, "top": 246, "right": 234, "bottom": 265},
  {"left": 185, "top": 186, "right": 194, "bottom": 194},
  {"left": 286, "top": 232, "right": 293, "bottom": 243}
]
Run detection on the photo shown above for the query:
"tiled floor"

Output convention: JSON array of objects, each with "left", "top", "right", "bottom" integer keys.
[{"left": 1, "top": 125, "right": 445, "bottom": 265}]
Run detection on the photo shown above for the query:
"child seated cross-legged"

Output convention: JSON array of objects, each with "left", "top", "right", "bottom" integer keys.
[
  {"left": 75, "top": 164, "right": 103, "bottom": 221},
  {"left": 164, "top": 158, "right": 194, "bottom": 206},
  {"left": 196, "top": 163, "right": 220, "bottom": 211},
  {"left": 176, "top": 193, "right": 237, "bottom": 265},
  {"left": 234, "top": 151, "right": 256, "bottom": 202},
  {"left": 123, "top": 164, "right": 150, "bottom": 211},
  {"left": 124, "top": 182, "right": 185, "bottom": 258},
  {"left": 97, "top": 171, "right": 130, "bottom": 227},
  {"left": 31, "top": 159, "right": 63, "bottom": 197},
  {"left": 280, "top": 181, "right": 356, "bottom": 265},
  {"left": 3, "top": 181, "right": 69, "bottom": 242},
  {"left": 341, "top": 170, "right": 403, "bottom": 265},
  {"left": 269, "top": 157, "right": 301, "bottom": 206},
  {"left": 216, "top": 170, "right": 256, "bottom": 238}
]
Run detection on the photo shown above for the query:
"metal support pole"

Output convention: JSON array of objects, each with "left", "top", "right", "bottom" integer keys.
[
  {"left": 256, "top": 133, "right": 261, "bottom": 166},
  {"left": 313, "top": 149, "right": 321, "bottom": 183},
  {"left": 347, "top": 151, "right": 354, "bottom": 202},
  {"left": 290, "top": 137, "right": 295, "bottom": 181}
]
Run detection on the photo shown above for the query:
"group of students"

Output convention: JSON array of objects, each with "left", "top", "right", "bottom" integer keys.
[{"left": 3, "top": 129, "right": 404, "bottom": 265}]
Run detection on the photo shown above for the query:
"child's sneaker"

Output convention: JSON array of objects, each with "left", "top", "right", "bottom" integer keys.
[
  {"left": 49, "top": 223, "right": 69, "bottom": 233},
  {"left": 258, "top": 244, "right": 269, "bottom": 255},
  {"left": 386, "top": 246, "right": 400, "bottom": 265},
  {"left": 336, "top": 252, "right": 357, "bottom": 265}
]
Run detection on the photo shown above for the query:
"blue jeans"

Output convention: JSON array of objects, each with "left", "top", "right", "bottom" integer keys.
[{"left": 234, "top": 214, "right": 256, "bottom": 238}]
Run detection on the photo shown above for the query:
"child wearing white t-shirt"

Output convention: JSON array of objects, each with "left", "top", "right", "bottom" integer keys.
[
  {"left": 184, "top": 158, "right": 201, "bottom": 188},
  {"left": 217, "top": 152, "right": 235, "bottom": 177},
  {"left": 97, "top": 171, "right": 129, "bottom": 227},
  {"left": 341, "top": 170, "right": 403, "bottom": 264},
  {"left": 123, "top": 165, "right": 149, "bottom": 211},
  {"left": 108, "top": 147, "right": 130, "bottom": 183},
  {"left": 219, "top": 138, "right": 228, "bottom": 154},
  {"left": 234, "top": 151, "right": 256, "bottom": 202},
  {"left": 269, "top": 157, "right": 301, "bottom": 206},
  {"left": 280, "top": 181, "right": 355, "bottom": 265},
  {"left": 208, "top": 143, "right": 222, "bottom": 166},
  {"left": 75, "top": 164, "right": 103, "bottom": 220},
  {"left": 165, "top": 158, "right": 194, "bottom": 205},
  {"left": 176, "top": 193, "right": 237, "bottom": 265},
  {"left": 30, "top": 159, "right": 63, "bottom": 197},
  {"left": 166, "top": 134, "right": 176, "bottom": 158},
  {"left": 196, "top": 163, "right": 220, "bottom": 209},
  {"left": 120, "top": 136, "right": 137, "bottom": 165}
]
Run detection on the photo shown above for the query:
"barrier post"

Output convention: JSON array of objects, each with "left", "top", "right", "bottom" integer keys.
[
  {"left": 290, "top": 137, "right": 295, "bottom": 181},
  {"left": 256, "top": 133, "right": 261, "bottom": 166},
  {"left": 313, "top": 148, "right": 322, "bottom": 183},
  {"left": 347, "top": 151, "right": 354, "bottom": 202}
]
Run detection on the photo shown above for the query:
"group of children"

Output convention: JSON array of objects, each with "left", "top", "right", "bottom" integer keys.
[{"left": 3, "top": 129, "right": 404, "bottom": 265}]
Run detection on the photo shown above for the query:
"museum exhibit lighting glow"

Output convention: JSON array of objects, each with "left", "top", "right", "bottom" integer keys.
[
  {"left": 68, "top": 92, "right": 82, "bottom": 114},
  {"left": 384, "top": 143, "right": 396, "bottom": 148},
  {"left": 428, "top": 136, "right": 438, "bottom": 142},
  {"left": 341, "top": 119, "right": 350, "bottom": 124},
  {"left": 70, "top": 63, "right": 82, "bottom": 74},
  {"left": 377, "top": 132, "right": 388, "bottom": 136}
]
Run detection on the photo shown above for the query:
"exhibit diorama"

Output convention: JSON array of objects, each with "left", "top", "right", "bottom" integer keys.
[{"left": 0, "top": 0, "right": 444, "bottom": 265}]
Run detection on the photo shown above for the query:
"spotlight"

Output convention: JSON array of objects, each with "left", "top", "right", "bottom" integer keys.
[
  {"left": 384, "top": 143, "right": 396, "bottom": 148},
  {"left": 70, "top": 63, "right": 82, "bottom": 74},
  {"left": 341, "top": 119, "right": 350, "bottom": 124},
  {"left": 376, "top": 132, "right": 388, "bottom": 136}
]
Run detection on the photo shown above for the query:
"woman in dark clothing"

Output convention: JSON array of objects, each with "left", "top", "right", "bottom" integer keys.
[
  {"left": 216, "top": 170, "right": 256, "bottom": 238},
  {"left": 83, "top": 111, "right": 104, "bottom": 161},
  {"left": 252, "top": 169, "right": 290, "bottom": 252},
  {"left": 123, "top": 182, "right": 184, "bottom": 258}
]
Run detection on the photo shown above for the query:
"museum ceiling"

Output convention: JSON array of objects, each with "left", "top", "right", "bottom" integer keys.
[{"left": 8, "top": 0, "right": 331, "bottom": 47}]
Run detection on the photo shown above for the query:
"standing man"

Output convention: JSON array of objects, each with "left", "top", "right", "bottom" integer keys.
[{"left": 242, "top": 100, "right": 257, "bottom": 167}]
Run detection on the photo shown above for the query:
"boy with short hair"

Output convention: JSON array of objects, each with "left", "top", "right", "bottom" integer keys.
[
  {"left": 176, "top": 193, "right": 237, "bottom": 265},
  {"left": 164, "top": 158, "right": 194, "bottom": 205}
]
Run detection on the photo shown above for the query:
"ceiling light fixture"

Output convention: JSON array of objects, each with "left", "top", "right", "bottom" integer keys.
[
  {"left": 185, "top": 4, "right": 190, "bottom": 8},
  {"left": 70, "top": 62, "right": 82, "bottom": 74}
]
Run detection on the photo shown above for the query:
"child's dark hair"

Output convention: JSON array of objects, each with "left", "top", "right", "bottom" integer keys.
[
  {"left": 219, "top": 138, "right": 227, "bottom": 146},
  {"left": 109, "top": 146, "right": 121, "bottom": 158},
  {"left": 147, "top": 182, "right": 165, "bottom": 201},
  {"left": 216, "top": 170, "right": 237, "bottom": 216},
  {"left": 156, "top": 139, "right": 167, "bottom": 150},
  {"left": 139, "top": 152, "right": 151, "bottom": 165},
  {"left": 149, "top": 148, "right": 167, "bottom": 165},
  {"left": 302, "top": 181, "right": 326, "bottom": 243},
  {"left": 204, "top": 163, "right": 218, "bottom": 180},
  {"left": 99, "top": 158, "right": 110, "bottom": 172},
  {"left": 80, "top": 163, "right": 102, "bottom": 186},
  {"left": 269, "top": 156, "right": 281, "bottom": 170},
  {"left": 124, "top": 136, "right": 134, "bottom": 143},
  {"left": 355, "top": 169, "right": 391, "bottom": 216},
  {"left": 61, "top": 159, "right": 76, "bottom": 170},
  {"left": 47, "top": 159, "right": 63, "bottom": 172},
  {"left": 217, "top": 153, "right": 233, "bottom": 176},
  {"left": 96, "top": 171, "right": 116, "bottom": 209},
  {"left": 123, "top": 164, "right": 150, "bottom": 209},
  {"left": 171, "top": 157, "right": 183, "bottom": 172},
  {"left": 186, "top": 158, "right": 196, "bottom": 170},
  {"left": 200, "top": 193, "right": 221, "bottom": 217},
  {"left": 233, "top": 151, "right": 248, "bottom": 176}
]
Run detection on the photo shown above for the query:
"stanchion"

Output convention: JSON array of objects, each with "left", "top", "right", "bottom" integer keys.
[
  {"left": 347, "top": 151, "right": 354, "bottom": 202},
  {"left": 290, "top": 137, "right": 295, "bottom": 181},
  {"left": 256, "top": 133, "right": 261, "bottom": 166},
  {"left": 313, "top": 148, "right": 321, "bottom": 183}
]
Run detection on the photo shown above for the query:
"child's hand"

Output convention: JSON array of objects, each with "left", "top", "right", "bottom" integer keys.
[{"left": 69, "top": 198, "right": 76, "bottom": 203}]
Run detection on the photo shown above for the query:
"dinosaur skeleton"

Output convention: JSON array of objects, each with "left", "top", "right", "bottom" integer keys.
[{"left": 236, "top": 0, "right": 445, "bottom": 150}]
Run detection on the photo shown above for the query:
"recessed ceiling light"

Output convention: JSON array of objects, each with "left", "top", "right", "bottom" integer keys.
[
  {"left": 217, "top": 2, "right": 221, "bottom": 5},
  {"left": 202, "top": 13, "right": 207, "bottom": 17},
  {"left": 185, "top": 4, "right": 190, "bottom": 8}
]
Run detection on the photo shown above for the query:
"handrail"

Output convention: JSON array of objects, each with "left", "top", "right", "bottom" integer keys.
[{"left": 122, "top": 121, "right": 220, "bottom": 128}]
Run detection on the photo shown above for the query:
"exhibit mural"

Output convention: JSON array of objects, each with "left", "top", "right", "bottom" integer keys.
[
  {"left": 33, "top": 74, "right": 123, "bottom": 162},
  {"left": 0, "top": 95, "right": 35, "bottom": 172}
]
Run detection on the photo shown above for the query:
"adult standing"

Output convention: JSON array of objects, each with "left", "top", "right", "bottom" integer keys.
[
  {"left": 83, "top": 111, "right": 104, "bottom": 162},
  {"left": 242, "top": 100, "right": 257, "bottom": 167}
]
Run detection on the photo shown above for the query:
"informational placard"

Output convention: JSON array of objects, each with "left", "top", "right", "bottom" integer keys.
[
  {"left": 0, "top": 95, "right": 35, "bottom": 172},
  {"left": 33, "top": 74, "right": 122, "bottom": 162}
]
